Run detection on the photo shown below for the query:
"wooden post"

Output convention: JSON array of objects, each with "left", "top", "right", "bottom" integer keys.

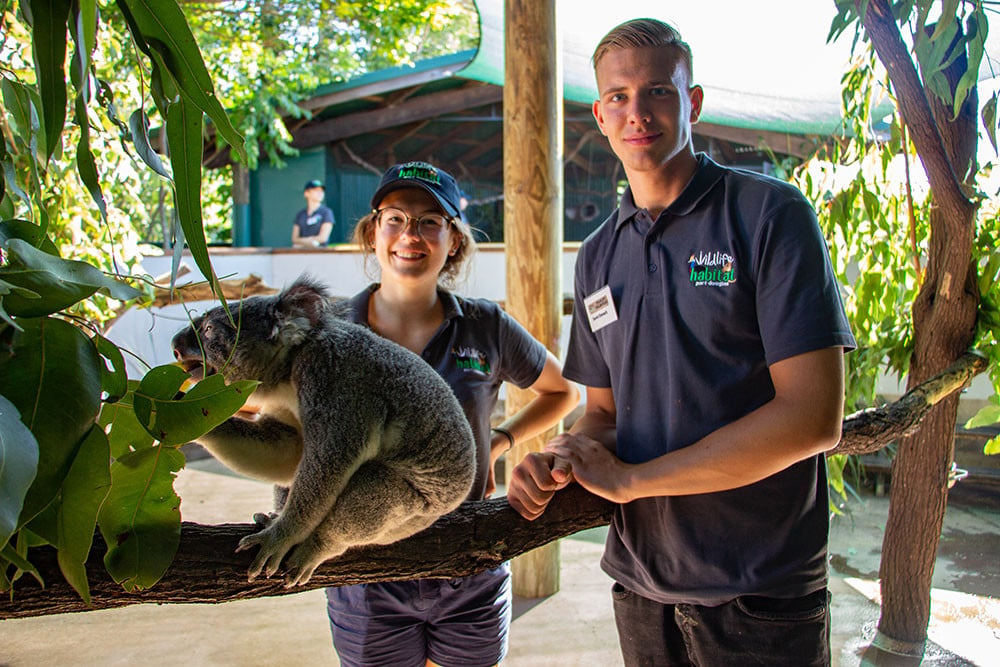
[{"left": 503, "top": 0, "right": 564, "bottom": 598}]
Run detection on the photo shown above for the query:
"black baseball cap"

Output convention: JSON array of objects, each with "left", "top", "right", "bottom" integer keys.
[
  {"left": 304, "top": 179, "right": 325, "bottom": 191},
  {"left": 370, "top": 162, "right": 463, "bottom": 218}
]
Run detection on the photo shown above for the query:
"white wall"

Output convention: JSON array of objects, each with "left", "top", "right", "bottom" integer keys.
[{"left": 107, "top": 246, "right": 578, "bottom": 378}]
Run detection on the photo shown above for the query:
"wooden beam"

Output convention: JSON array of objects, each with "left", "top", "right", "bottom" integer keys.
[
  {"left": 291, "top": 85, "right": 503, "bottom": 149},
  {"left": 694, "top": 122, "right": 823, "bottom": 159},
  {"left": 298, "top": 59, "right": 474, "bottom": 113},
  {"left": 503, "top": 0, "right": 563, "bottom": 599}
]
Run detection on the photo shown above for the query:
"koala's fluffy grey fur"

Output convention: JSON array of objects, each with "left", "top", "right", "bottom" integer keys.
[{"left": 171, "top": 278, "right": 476, "bottom": 586}]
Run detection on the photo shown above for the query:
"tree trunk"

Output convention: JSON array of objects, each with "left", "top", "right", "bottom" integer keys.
[
  {"left": 1, "top": 356, "right": 985, "bottom": 621},
  {"left": 858, "top": 0, "right": 982, "bottom": 653}
]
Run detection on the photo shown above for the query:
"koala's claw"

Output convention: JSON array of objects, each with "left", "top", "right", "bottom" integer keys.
[
  {"left": 237, "top": 528, "right": 295, "bottom": 583},
  {"left": 252, "top": 511, "right": 278, "bottom": 527}
]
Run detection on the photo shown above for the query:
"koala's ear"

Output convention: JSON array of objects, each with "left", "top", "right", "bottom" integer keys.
[{"left": 278, "top": 279, "right": 327, "bottom": 327}]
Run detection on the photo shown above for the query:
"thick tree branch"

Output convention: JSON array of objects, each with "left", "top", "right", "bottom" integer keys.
[
  {"left": 1, "top": 353, "right": 988, "bottom": 620},
  {"left": 0, "top": 485, "right": 614, "bottom": 620},
  {"left": 856, "top": 0, "right": 975, "bottom": 222},
  {"left": 834, "top": 351, "right": 988, "bottom": 455}
]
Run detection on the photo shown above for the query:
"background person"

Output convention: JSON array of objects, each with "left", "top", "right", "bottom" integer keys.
[
  {"left": 326, "top": 161, "right": 579, "bottom": 667},
  {"left": 507, "top": 18, "right": 855, "bottom": 667},
  {"left": 291, "top": 178, "right": 335, "bottom": 247}
]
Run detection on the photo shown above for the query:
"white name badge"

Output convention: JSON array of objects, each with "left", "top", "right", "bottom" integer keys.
[{"left": 584, "top": 285, "right": 618, "bottom": 332}]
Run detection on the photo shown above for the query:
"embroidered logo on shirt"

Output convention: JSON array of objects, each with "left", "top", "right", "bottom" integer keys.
[
  {"left": 452, "top": 346, "right": 491, "bottom": 374},
  {"left": 688, "top": 250, "right": 737, "bottom": 287}
]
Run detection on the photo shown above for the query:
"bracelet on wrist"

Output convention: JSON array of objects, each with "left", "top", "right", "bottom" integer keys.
[{"left": 491, "top": 426, "right": 515, "bottom": 450}]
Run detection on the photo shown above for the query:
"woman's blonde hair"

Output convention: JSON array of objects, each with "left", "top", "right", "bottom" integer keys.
[{"left": 353, "top": 204, "right": 477, "bottom": 289}]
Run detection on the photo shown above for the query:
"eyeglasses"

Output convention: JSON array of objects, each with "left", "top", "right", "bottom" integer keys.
[{"left": 374, "top": 207, "right": 454, "bottom": 239}]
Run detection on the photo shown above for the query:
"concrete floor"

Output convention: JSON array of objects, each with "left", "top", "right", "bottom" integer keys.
[{"left": 3, "top": 462, "right": 998, "bottom": 667}]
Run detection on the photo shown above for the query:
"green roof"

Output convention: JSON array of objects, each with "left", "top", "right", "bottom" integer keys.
[{"left": 457, "top": 0, "right": 999, "bottom": 136}]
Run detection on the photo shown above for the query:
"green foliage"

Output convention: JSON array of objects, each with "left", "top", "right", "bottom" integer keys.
[
  {"left": 822, "top": 0, "right": 1000, "bottom": 458},
  {"left": 182, "top": 0, "right": 478, "bottom": 169},
  {"left": 0, "top": 0, "right": 253, "bottom": 599}
]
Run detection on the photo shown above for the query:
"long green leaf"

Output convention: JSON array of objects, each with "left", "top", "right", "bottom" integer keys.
[
  {"left": 952, "top": 8, "right": 987, "bottom": 120},
  {"left": 71, "top": 0, "right": 99, "bottom": 86},
  {"left": 1, "top": 79, "right": 37, "bottom": 150},
  {"left": 119, "top": 0, "right": 245, "bottom": 162},
  {"left": 74, "top": 95, "right": 108, "bottom": 221},
  {"left": 56, "top": 425, "right": 111, "bottom": 603},
  {"left": 28, "top": 0, "right": 73, "bottom": 161},
  {"left": 164, "top": 95, "right": 223, "bottom": 301},
  {"left": 98, "top": 445, "right": 183, "bottom": 591},
  {"left": 982, "top": 93, "right": 998, "bottom": 154},
  {"left": 0, "top": 395, "right": 39, "bottom": 547},
  {"left": 93, "top": 333, "right": 129, "bottom": 403},
  {"left": 0, "top": 317, "right": 101, "bottom": 523},
  {"left": 128, "top": 109, "right": 171, "bottom": 178}
]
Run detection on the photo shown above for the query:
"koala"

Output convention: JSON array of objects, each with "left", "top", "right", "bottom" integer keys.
[{"left": 171, "top": 278, "right": 476, "bottom": 586}]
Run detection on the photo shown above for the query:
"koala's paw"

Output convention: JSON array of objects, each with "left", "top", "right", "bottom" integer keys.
[
  {"left": 252, "top": 511, "right": 278, "bottom": 528},
  {"left": 282, "top": 537, "right": 344, "bottom": 588},
  {"left": 236, "top": 526, "right": 296, "bottom": 582}
]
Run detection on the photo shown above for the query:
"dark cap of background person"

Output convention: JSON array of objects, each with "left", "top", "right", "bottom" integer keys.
[{"left": 304, "top": 179, "right": 325, "bottom": 191}]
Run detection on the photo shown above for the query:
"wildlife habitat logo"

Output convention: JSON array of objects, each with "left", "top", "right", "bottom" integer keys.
[
  {"left": 453, "top": 345, "right": 491, "bottom": 374},
  {"left": 688, "top": 250, "right": 737, "bottom": 287}
]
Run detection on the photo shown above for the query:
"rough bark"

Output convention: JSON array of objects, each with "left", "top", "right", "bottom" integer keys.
[
  {"left": 858, "top": 0, "right": 981, "bottom": 652},
  {"left": 0, "top": 485, "right": 614, "bottom": 620},
  {"left": 1, "top": 353, "right": 986, "bottom": 621},
  {"left": 834, "top": 352, "right": 987, "bottom": 456}
]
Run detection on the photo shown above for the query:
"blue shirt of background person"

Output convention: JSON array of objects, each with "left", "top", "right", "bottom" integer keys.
[{"left": 291, "top": 179, "right": 335, "bottom": 247}]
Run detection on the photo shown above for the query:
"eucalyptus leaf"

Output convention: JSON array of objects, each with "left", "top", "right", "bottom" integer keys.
[
  {"left": 0, "top": 238, "right": 143, "bottom": 317},
  {"left": 0, "top": 395, "right": 39, "bottom": 547},
  {"left": 165, "top": 95, "right": 223, "bottom": 303},
  {"left": 150, "top": 373, "right": 257, "bottom": 446},
  {"left": 57, "top": 425, "right": 111, "bottom": 603},
  {"left": 74, "top": 95, "right": 109, "bottom": 221},
  {"left": 1, "top": 79, "right": 37, "bottom": 150},
  {"left": 0, "top": 317, "right": 101, "bottom": 523},
  {"left": 128, "top": 108, "right": 171, "bottom": 178},
  {"left": 132, "top": 365, "right": 255, "bottom": 445},
  {"left": 118, "top": 0, "right": 245, "bottom": 161},
  {"left": 98, "top": 385, "right": 156, "bottom": 459},
  {"left": 93, "top": 333, "right": 128, "bottom": 403},
  {"left": 0, "top": 219, "right": 60, "bottom": 254},
  {"left": 1, "top": 541, "right": 42, "bottom": 589},
  {"left": 98, "top": 445, "right": 183, "bottom": 591},
  {"left": 982, "top": 94, "right": 998, "bottom": 154},
  {"left": 28, "top": 0, "right": 73, "bottom": 161},
  {"left": 964, "top": 403, "right": 1000, "bottom": 430},
  {"left": 2, "top": 157, "right": 32, "bottom": 212}
]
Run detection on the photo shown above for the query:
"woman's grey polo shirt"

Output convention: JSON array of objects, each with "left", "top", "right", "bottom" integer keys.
[
  {"left": 564, "top": 154, "right": 856, "bottom": 605},
  {"left": 348, "top": 285, "right": 547, "bottom": 501}
]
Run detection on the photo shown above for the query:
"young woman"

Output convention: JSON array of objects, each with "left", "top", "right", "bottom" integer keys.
[{"left": 326, "top": 161, "right": 579, "bottom": 667}]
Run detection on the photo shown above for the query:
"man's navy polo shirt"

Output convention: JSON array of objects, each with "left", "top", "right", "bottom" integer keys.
[{"left": 564, "top": 154, "right": 856, "bottom": 605}]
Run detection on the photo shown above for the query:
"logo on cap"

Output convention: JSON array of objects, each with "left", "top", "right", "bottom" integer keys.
[{"left": 396, "top": 162, "right": 442, "bottom": 186}]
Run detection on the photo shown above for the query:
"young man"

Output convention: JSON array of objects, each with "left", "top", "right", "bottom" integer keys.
[
  {"left": 291, "top": 179, "right": 335, "bottom": 247},
  {"left": 506, "top": 18, "right": 855, "bottom": 666}
]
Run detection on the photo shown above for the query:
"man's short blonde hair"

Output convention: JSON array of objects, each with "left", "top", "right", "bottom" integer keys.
[{"left": 592, "top": 18, "right": 693, "bottom": 78}]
